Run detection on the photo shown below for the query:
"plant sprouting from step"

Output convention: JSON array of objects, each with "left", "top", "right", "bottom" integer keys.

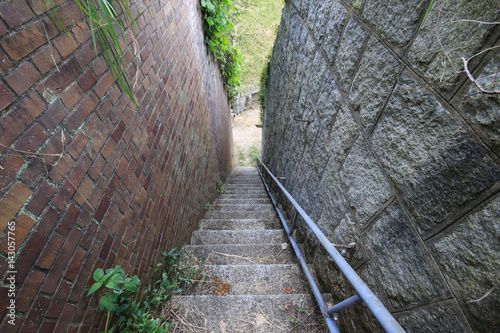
[{"left": 216, "top": 179, "right": 226, "bottom": 194}]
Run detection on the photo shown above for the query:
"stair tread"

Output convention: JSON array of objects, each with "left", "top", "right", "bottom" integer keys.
[{"left": 191, "top": 229, "right": 286, "bottom": 245}]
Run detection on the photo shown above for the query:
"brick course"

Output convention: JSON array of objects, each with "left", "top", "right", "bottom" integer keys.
[{"left": 0, "top": 0, "right": 232, "bottom": 331}]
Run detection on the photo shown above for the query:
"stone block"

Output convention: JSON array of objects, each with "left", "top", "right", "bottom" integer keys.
[
  {"left": 348, "top": 37, "right": 401, "bottom": 130},
  {"left": 315, "top": 71, "right": 342, "bottom": 131},
  {"left": 372, "top": 75, "right": 500, "bottom": 233},
  {"left": 362, "top": 0, "right": 423, "bottom": 46},
  {"left": 407, "top": 0, "right": 499, "bottom": 91},
  {"left": 461, "top": 54, "right": 500, "bottom": 155},
  {"left": 334, "top": 17, "right": 367, "bottom": 92},
  {"left": 328, "top": 103, "right": 359, "bottom": 169},
  {"left": 340, "top": 136, "right": 392, "bottom": 225},
  {"left": 322, "top": 0, "right": 348, "bottom": 65},
  {"left": 431, "top": 196, "right": 500, "bottom": 332},
  {"left": 366, "top": 203, "right": 445, "bottom": 309},
  {"left": 319, "top": 158, "right": 348, "bottom": 223},
  {"left": 306, "top": 0, "right": 331, "bottom": 46},
  {"left": 395, "top": 300, "right": 470, "bottom": 333}
]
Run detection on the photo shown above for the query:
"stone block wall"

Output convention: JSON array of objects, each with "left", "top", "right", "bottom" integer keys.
[
  {"left": 262, "top": 0, "right": 499, "bottom": 332},
  {"left": 0, "top": 0, "right": 233, "bottom": 331}
]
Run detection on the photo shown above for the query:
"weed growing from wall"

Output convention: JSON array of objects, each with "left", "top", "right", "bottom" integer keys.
[
  {"left": 200, "top": 0, "right": 242, "bottom": 100},
  {"left": 259, "top": 52, "right": 272, "bottom": 123}
]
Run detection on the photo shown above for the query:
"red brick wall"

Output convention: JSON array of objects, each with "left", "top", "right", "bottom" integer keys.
[{"left": 0, "top": 0, "right": 233, "bottom": 331}]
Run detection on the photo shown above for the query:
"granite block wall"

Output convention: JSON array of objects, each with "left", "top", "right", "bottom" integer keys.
[
  {"left": 262, "top": 0, "right": 499, "bottom": 331},
  {"left": 0, "top": 0, "right": 233, "bottom": 331}
]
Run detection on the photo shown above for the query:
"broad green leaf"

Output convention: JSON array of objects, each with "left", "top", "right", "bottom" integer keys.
[
  {"left": 87, "top": 282, "right": 103, "bottom": 296},
  {"left": 93, "top": 269, "right": 104, "bottom": 281}
]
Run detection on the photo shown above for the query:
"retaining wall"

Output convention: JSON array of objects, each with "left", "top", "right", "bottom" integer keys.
[
  {"left": 0, "top": 0, "right": 233, "bottom": 331},
  {"left": 263, "top": 0, "right": 499, "bottom": 332}
]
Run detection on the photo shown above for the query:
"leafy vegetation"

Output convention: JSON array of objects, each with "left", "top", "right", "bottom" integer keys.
[
  {"left": 200, "top": 0, "right": 242, "bottom": 99},
  {"left": 44, "top": 0, "right": 138, "bottom": 106},
  {"left": 259, "top": 51, "right": 272, "bottom": 122},
  {"left": 88, "top": 249, "right": 204, "bottom": 332}
]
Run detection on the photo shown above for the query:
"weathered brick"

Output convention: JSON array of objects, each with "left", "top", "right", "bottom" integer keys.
[
  {"left": 75, "top": 176, "right": 94, "bottom": 207},
  {"left": 75, "top": 42, "right": 98, "bottom": 69},
  {"left": 39, "top": 322, "right": 56, "bottom": 332},
  {"left": 20, "top": 296, "right": 50, "bottom": 332},
  {"left": 15, "top": 208, "right": 60, "bottom": 284},
  {"left": 31, "top": 44, "right": 62, "bottom": 74},
  {"left": 65, "top": 246, "right": 86, "bottom": 281},
  {"left": 82, "top": 114, "right": 101, "bottom": 138},
  {"left": 0, "top": 48, "right": 13, "bottom": 74},
  {"left": 0, "top": 214, "right": 34, "bottom": 253},
  {"left": 111, "top": 121, "right": 126, "bottom": 142},
  {"left": 92, "top": 56, "right": 108, "bottom": 77},
  {"left": 53, "top": 34, "right": 77, "bottom": 59},
  {"left": 0, "top": 182, "right": 31, "bottom": 233},
  {"left": 72, "top": 21, "right": 91, "bottom": 45},
  {"left": 64, "top": 92, "right": 99, "bottom": 135},
  {"left": 95, "top": 196, "right": 110, "bottom": 222},
  {"left": 48, "top": 153, "right": 73, "bottom": 184},
  {"left": 96, "top": 99, "right": 113, "bottom": 120},
  {"left": 0, "top": 19, "right": 6, "bottom": 36},
  {"left": 67, "top": 132, "right": 89, "bottom": 160},
  {"left": 27, "top": 0, "right": 65, "bottom": 15},
  {"left": 94, "top": 71, "right": 115, "bottom": 98},
  {"left": 51, "top": 1, "right": 85, "bottom": 28},
  {"left": 0, "top": 18, "right": 58, "bottom": 61},
  {"left": 0, "top": 153, "right": 25, "bottom": 190},
  {"left": 56, "top": 203, "right": 80, "bottom": 235},
  {"left": 78, "top": 69, "right": 97, "bottom": 92},
  {"left": 20, "top": 158, "right": 46, "bottom": 188},
  {"left": 16, "top": 270, "right": 45, "bottom": 312},
  {"left": 101, "top": 138, "right": 116, "bottom": 160},
  {"left": 109, "top": 85, "right": 122, "bottom": 104},
  {"left": 14, "top": 122, "right": 49, "bottom": 153},
  {"left": 36, "top": 233, "right": 64, "bottom": 269},
  {"left": 61, "top": 83, "right": 84, "bottom": 109},
  {"left": 99, "top": 233, "right": 113, "bottom": 260},
  {"left": 89, "top": 155, "right": 106, "bottom": 181},
  {"left": 4, "top": 62, "right": 40, "bottom": 95},
  {"left": 0, "top": 0, "right": 35, "bottom": 29},
  {"left": 36, "top": 58, "right": 81, "bottom": 103},
  {"left": 45, "top": 280, "right": 71, "bottom": 318},
  {"left": 25, "top": 180, "right": 57, "bottom": 216},
  {"left": 0, "top": 92, "right": 45, "bottom": 151},
  {"left": 53, "top": 303, "right": 76, "bottom": 332},
  {"left": 40, "top": 101, "right": 68, "bottom": 131},
  {"left": 0, "top": 82, "right": 15, "bottom": 111}
]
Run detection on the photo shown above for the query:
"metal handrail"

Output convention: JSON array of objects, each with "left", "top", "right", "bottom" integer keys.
[{"left": 256, "top": 158, "right": 406, "bottom": 333}]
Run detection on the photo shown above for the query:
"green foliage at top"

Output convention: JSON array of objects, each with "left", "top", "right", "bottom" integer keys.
[
  {"left": 44, "top": 0, "right": 138, "bottom": 106},
  {"left": 200, "top": 0, "right": 242, "bottom": 100}
]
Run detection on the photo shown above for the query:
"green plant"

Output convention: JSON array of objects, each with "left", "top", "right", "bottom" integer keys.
[
  {"left": 249, "top": 144, "right": 260, "bottom": 166},
  {"left": 87, "top": 266, "right": 140, "bottom": 333},
  {"left": 200, "top": 0, "right": 242, "bottom": 99},
  {"left": 205, "top": 202, "right": 211, "bottom": 210},
  {"left": 44, "top": 0, "right": 138, "bottom": 106},
  {"left": 145, "top": 249, "right": 204, "bottom": 309},
  {"left": 216, "top": 179, "right": 226, "bottom": 194}
]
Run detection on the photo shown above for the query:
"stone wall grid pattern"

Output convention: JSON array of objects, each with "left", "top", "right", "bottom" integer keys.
[{"left": 263, "top": 0, "right": 499, "bottom": 332}]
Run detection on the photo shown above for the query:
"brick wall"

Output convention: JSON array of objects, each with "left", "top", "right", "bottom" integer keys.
[
  {"left": 0, "top": 0, "right": 233, "bottom": 331},
  {"left": 263, "top": 0, "right": 499, "bottom": 332}
]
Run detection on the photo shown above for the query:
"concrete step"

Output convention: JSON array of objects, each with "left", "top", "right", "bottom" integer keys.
[
  {"left": 170, "top": 294, "right": 330, "bottom": 332},
  {"left": 224, "top": 183, "right": 263, "bottom": 188},
  {"left": 214, "top": 198, "right": 270, "bottom": 205},
  {"left": 191, "top": 230, "right": 286, "bottom": 245},
  {"left": 210, "top": 203, "right": 275, "bottom": 212},
  {"left": 204, "top": 211, "right": 276, "bottom": 219},
  {"left": 224, "top": 188, "right": 268, "bottom": 195},
  {"left": 218, "top": 193, "right": 269, "bottom": 199},
  {"left": 184, "top": 244, "right": 296, "bottom": 265},
  {"left": 202, "top": 264, "right": 306, "bottom": 295},
  {"left": 199, "top": 218, "right": 281, "bottom": 230}
]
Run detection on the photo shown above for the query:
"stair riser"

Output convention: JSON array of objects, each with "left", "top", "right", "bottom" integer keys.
[
  {"left": 199, "top": 219, "right": 281, "bottom": 230},
  {"left": 202, "top": 264, "right": 306, "bottom": 295},
  {"left": 204, "top": 211, "right": 276, "bottom": 219},
  {"left": 215, "top": 199, "right": 270, "bottom": 204},
  {"left": 183, "top": 244, "right": 296, "bottom": 265},
  {"left": 191, "top": 230, "right": 286, "bottom": 245},
  {"left": 209, "top": 204, "right": 275, "bottom": 212}
]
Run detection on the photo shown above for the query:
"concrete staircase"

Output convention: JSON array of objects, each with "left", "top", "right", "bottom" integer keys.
[{"left": 171, "top": 167, "right": 329, "bottom": 332}]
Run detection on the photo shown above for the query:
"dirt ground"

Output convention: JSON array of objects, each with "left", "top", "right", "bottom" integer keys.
[{"left": 232, "top": 107, "right": 262, "bottom": 166}]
